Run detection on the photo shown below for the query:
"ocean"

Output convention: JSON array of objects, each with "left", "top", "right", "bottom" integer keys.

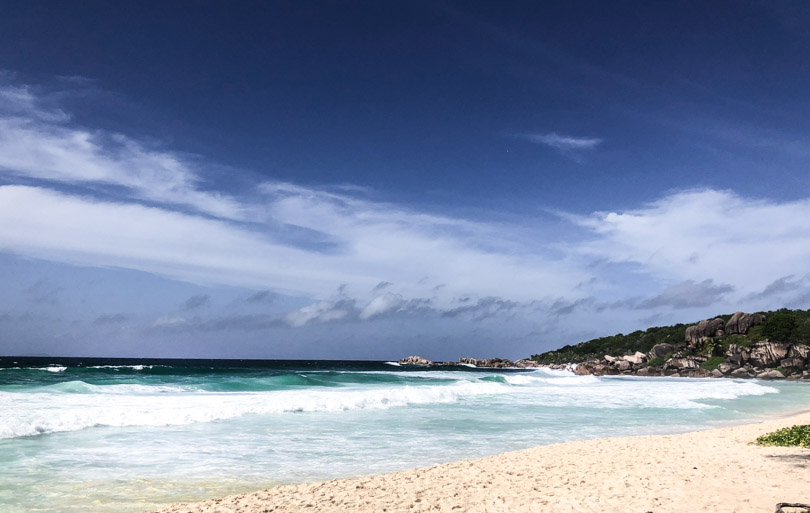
[{"left": 1, "top": 357, "right": 809, "bottom": 513}]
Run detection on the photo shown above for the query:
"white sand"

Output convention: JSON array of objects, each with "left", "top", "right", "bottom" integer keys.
[{"left": 151, "top": 412, "right": 810, "bottom": 513}]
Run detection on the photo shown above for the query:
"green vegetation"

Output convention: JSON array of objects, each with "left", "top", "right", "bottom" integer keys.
[
  {"left": 530, "top": 308, "right": 810, "bottom": 364},
  {"left": 755, "top": 425, "right": 810, "bottom": 448},
  {"left": 723, "top": 333, "right": 752, "bottom": 348},
  {"left": 530, "top": 324, "right": 687, "bottom": 364},
  {"left": 700, "top": 356, "right": 725, "bottom": 371},
  {"left": 530, "top": 349, "right": 601, "bottom": 365},
  {"left": 647, "top": 356, "right": 665, "bottom": 367},
  {"left": 748, "top": 308, "right": 810, "bottom": 344},
  {"left": 699, "top": 339, "right": 723, "bottom": 356}
]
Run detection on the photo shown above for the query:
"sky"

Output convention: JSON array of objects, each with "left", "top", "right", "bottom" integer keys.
[{"left": 1, "top": 0, "right": 810, "bottom": 359}]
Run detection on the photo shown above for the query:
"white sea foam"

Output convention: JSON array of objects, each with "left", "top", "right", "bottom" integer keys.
[
  {"left": 0, "top": 381, "right": 509, "bottom": 439},
  {"left": 383, "top": 361, "right": 401, "bottom": 367},
  {"left": 4, "top": 380, "right": 192, "bottom": 396},
  {"left": 504, "top": 373, "right": 599, "bottom": 386},
  {"left": 531, "top": 367, "right": 579, "bottom": 377},
  {"left": 515, "top": 376, "right": 779, "bottom": 410},
  {"left": 35, "top": 366, "right": 67, "bottom": 373},
  {"left": 0, "top": 369, "right": 785, "bottom": 440},
  {"left": 85, "top": 365, "right": 158, "bottom": 370},
  {"left": 0, "top": 362, "right": 786, "bottom": 441},
  {"left": 340, "top": 370, "right": 474, "bottom": 381},
  {"left": 458, "top": 363, "right": 477, "bottom": 368}
]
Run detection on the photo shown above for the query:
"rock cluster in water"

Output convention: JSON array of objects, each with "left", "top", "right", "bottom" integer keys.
[
  {"left": 397, "top": 355, "right": 555, "bottom": 369},
  {"left": 574, "top": 312, "right": 810, "bottom": 380},
  {"left": 397, "top": 355, "right": 434, "bottom": 366}
]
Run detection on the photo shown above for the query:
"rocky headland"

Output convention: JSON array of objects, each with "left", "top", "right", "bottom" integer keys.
[
  {"left": 400, "top": 310, "right": 810, "bottom": 380},
  {"left": 571, "top": 311, "right": 809, "bottom": 380}
]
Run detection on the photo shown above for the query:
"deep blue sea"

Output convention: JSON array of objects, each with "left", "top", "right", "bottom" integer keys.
[{"left": 1, "top": 357, "right": 809, "bottom": 513}]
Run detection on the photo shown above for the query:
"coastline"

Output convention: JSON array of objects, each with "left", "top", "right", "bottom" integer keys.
[{"left": 149, "top": 409, "right": 810, "bottom": 513}]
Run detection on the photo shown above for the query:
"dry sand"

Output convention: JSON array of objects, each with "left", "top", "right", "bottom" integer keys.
[{"left": 151, "top": 412, "right": 810, "bottom": 513}]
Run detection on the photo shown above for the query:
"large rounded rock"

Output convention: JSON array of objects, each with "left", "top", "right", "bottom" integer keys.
[
  {"left": 685, "top": 318, "right": 725, "bottom": 347},
  {"left": 683, "top": 368, "right": 710, "bottom": 378},
  {"left": 574, "top": 360, "right": 619, "bottom": 376},
  {"left": 730, "top": 367, "right": 753, "bottom": 378},
  {"left": 648, "top": 343, "right": 676, "bottom": 359},
  {"left": 789, "top": 344, "right": 810, "bottom": 360},
  {"left": 623, "top": 352, "right": 647, "bottom": 365},
  {"left": 614, "top": 360, "right": 632, "bottom": 371},
  {"left": 725, "top": 312, "right": 766, "bottom": 335},
  {"left": 717, "top": 362, "right": 738, "bottom": 375},
  {"left": 780, "top": 358, "right": 805, "bottom": 370},
  {"left": 665, "top": 356, "right": 704, "bottom": 370},
  {"left": 725, "top": 344, "right": 750, "bottom": 362},
  {"left": 756, "top": 369, "right": 786, "bottom": 380},
  {"left": 748, "top": 341, "right": 790, "bottom": 367}
]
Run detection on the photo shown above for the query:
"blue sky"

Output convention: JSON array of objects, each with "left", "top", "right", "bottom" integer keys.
[{"left": 1, "top": 1, "right": 810, "bottom": 359}]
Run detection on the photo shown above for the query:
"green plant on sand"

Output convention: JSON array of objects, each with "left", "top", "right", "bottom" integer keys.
[{"left": 755, "top": 425, "right": 810, "bottom": 448}]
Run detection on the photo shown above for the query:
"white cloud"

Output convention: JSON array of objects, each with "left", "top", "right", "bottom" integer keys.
[
  {"left": 284, "top": 299, "right": 357, "bottom": 327},
  {"left": 636, "top": 279, "right": 734, "bottom": 309},
  {"left": 0, "top": 185, "right": 367, "bottom": 296},
  {"left": 0, "top": 184, "right": 586, "bottom": 305},
  {"left": 0, "top": 82, "right": 244, "bottom": 221},
  {"left": 0, "top": 83, "right": 70, "bottom": 122},
  {"left": 255, "top": 182, "right": 585, "bottom": 303},
  {"left": 4, "top": 180, "right": 810, "bottom": 327},
  {"left": 0, "top": 81, "right": 586, "bottom": 308},
  {"left": 152, "top": 315, "right": 189, "bottom": 329},
  {"left": 521, "top": 132, "right": 603, "bottom": 152},
  {"left": 359, "top": 293, "right": 405, "bottom": 320},
  {"left": 575, "top": 188, "right": 810, "bottom": 297}
]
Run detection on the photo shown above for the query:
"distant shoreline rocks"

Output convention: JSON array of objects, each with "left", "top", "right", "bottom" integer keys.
[
  {"left": 397, "top": 355, "right": 433, "bottom": 366},
  {"left": 396, "top": 355, "right": 571, "bottom": 370}
]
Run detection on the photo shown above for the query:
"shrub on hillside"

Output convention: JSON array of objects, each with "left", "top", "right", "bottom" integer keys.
[
  {"left": 700, "top": 356, "right": 725, "bottom": 371},
  {"left": 647, "top": 356, "right": 665, "bottom": 367}
]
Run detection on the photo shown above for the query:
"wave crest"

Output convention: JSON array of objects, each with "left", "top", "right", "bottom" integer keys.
[{"left": 0, "top": 381, "right": 508, "bottom": 439}]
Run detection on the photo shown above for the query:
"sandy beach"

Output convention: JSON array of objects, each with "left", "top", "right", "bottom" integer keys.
[{"left": 150, "top": 411, "right": 810, "bottom": 513}]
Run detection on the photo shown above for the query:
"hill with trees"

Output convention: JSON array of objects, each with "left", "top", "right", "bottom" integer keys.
[{"left": 530, "top": 308, "right": 810, "bottom": 367}]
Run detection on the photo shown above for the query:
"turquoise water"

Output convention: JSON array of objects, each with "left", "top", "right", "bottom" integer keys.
[{"left": 1, "top": 357, "right": 809, "bottom": 513}]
